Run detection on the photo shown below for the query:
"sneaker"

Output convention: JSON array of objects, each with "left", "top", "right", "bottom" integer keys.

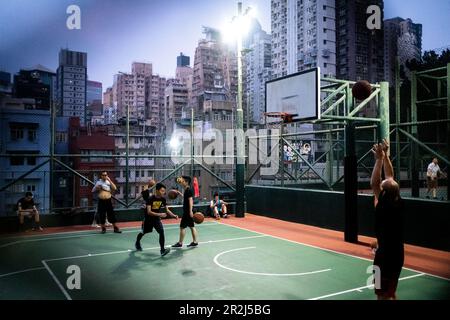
[
  {"left": 105, "top": 221, "right": 112, "bottom": 227},
  {"left": 171, "top": 242, "right": 182, "bottom": 248},
  {"left": 91, "top": 223, "right": 100, "bottom": 228},
  {"left": 36, "top": 226, "right": 43, "bottom": 231},
  {"left": 161, "top": 248, "right": 170, "bottom": 256},
  {"left": 101, "top": 227, "right": 106, "bottom": 234},
  {"left": 223, "top": 214, "right": 228, "bottom": 219},
  {"left": 114, "top": 228, "right": 122, "bottom": 234},
  {"left": 187, "top": 242, "right": 198, "bottom": 247},
  {"left": 135, "top": 241, "right": 142, "bottom": 251}
]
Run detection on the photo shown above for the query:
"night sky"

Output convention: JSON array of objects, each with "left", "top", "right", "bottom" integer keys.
[{"left": 1, "top": 0, "right": 449, "bottom": 89}]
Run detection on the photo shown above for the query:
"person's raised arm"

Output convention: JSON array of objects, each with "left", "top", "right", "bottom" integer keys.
[
  {"left": 381, "top": 139, "right": 394, "bottom": 179},
  {"left": 371, "top": 144, "right": 385, "bottom": 206},
  {"left": 106, "top": 176, "right": 117, "bottom": 191}
]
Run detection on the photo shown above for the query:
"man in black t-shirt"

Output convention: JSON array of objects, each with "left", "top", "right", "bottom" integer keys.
[
  {"left": 172, "top": 176, "right": 199, "bottom": 248},
  {"left": 16, "top": 192, "right": 43, "bottom": 232},
  {"left": 370, "top": 139, "right": 404, "bottom": 300},
  {"left": 135, "top": 183, "right": 178, "bottom": 256}
]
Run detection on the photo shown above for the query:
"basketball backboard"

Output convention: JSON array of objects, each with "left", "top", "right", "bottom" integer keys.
[{"left": 265, "top": 67, "right": 321, "bottom": 123}]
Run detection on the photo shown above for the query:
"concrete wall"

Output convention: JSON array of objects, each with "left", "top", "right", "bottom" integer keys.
[{"left": 245, "top": 185, "right": 450, "bottom": 251}]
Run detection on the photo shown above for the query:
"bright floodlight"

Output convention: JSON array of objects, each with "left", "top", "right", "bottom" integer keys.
[
  {"left": 221, "top": 6, "right": 255, "bottom": 44},
  {"left": 169, "top": 136, "right": 180, "bottom": 150}
]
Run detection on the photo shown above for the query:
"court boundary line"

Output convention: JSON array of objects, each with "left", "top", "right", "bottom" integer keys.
[
  {"left": 0, "top": 223, "right": 218, "bottom": 249},
  {"left": 43, "top": 235, "right": 268, "bottom": 263},
  {"left": 0, "top": 221, "right": 216, "bottom": 241},
  {"left": 219, "top": 222, "right": 450, "bottom": 281},
  {"left": 213, "top": 246, "right": 332, "bottom": 276},
  {"left": 0, "top": 267, "right": 46, "bottom": 278},
  {"left": 308, "top": 273, "right": 426, "bottom": 300},
  {"left": 38, "top": 234, "right": 268, "bottom": 300},
  {"left": 41, "top": 260, "right": 72, "bottom": 300}
]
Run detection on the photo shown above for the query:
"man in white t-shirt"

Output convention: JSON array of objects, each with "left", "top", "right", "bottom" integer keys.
[{"left": 426, "top": 158, "right": 440, "bottom": 199}]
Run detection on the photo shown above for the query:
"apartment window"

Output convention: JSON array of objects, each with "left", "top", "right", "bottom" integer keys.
[
  {"left": 28, "top": 129, "right": 37, "bottom": 142},
  {"left": 80, "top": 179, "right": 88, "bottom": 187},
  {"left": 135, "top": 186, "right": 139, "bottom": 194},
  {"left": 56, "top": 132, "right": 68, "bottom": 143},
  {"left": 59, "top": 177, "right": 67, "bottom": 188},
  {"left": 80, "top": 198, "right": 89, "bottom": 207},
  {"left": 10, "top": 128, "right": 24, "bottom": 141},
  {"left": 136, "top": 170, "right": 140, "bottom": 178},
  {"left": 10, "top": 157, "right": 24, "bottom": 166},
  {"left": 26, "top": 185, "right": 36, "bottom": 192},
  {"left": 323, "top": 40, "right": 327, "bottom": 44},
  {"left": 122, "top": 137, "right": 126, "bottom": 144},
  {"left": 147, "top": 170, "right": 152, "bottom": 177},
  {"left": 27, "top": 157, "right": 36, "bottom": 166}
]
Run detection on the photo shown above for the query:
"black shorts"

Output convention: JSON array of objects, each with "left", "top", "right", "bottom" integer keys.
[
  {"left": 142, "top": 216, "right": 164, "bottom": 234},
  {"left": 180, "top": 215, "right": 195, "bottom": 229}
]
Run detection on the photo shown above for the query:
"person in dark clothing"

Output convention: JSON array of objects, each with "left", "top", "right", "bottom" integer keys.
[
  {"left": 16, "top": 192, "right": 43, "bottom": 232},
  {"left": 172, "top": 176, "right": 199, "bottom": 248},
  {"left": 370, "top": 139, "right": 404, "bottom": 300},
  {"left": 135, "top": 183, "right": 178, "bottom": 256}
]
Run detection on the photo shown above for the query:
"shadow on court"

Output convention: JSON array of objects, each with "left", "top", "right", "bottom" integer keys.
[{"left": 111, "top": 247, "right": 197, "bottom": 279}]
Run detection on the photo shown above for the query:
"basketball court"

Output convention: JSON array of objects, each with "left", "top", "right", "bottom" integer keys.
[
  {"left": 1, "top": 64, "right": 449, "bottom": 302},
  {"left": 0, "top": 216, "right": 449, "bottom": 300}
]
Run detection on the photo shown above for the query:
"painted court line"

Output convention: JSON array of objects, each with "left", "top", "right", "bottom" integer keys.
[
  {"left": 43, "top": 235, "right": 268, "bottom": 262},
  {"left": 214, "top": 247, "right": 332, "bottom": 277},
  {"left": 219, "top": 222, "right": 450, "bottom": 281},
  {"left": 39, "top": 234, "right": 267, "bottom": 300},
  {"left": 0, "top": 221, "right": 217, "bottom": 242},
  {"left": 308, "top": 273, "right": 426, "bottom": 300},
  {"left": 0, "top": 267, "right": 46, "bottom": 278},
  {"left": 41, "top": 260, "right": 72, "bottom": 300},
  {"left": 0, "top": 223, "right": 218, "bottom": 249}
]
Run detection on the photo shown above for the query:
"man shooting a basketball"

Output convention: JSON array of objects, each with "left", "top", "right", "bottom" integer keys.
[{"left": 370, "top": 139, "right": 404, "bottom": 300}]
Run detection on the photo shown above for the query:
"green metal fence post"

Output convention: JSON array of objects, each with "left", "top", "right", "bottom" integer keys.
[{"left": 411, "top": 71, "right": 420, "bottom": 197}]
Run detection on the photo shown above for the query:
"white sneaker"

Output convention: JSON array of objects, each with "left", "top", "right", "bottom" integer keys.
[
  {"left": 105, "top": 222, "right": 112, "bottom": 227},
  {"left": 91, "top": 223, "right": 100, "bottom": 228}
]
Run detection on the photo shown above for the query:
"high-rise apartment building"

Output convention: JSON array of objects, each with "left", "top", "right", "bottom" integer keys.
[
  {"left": 271, "top": 0, "right": 337, "bottom": 79},
  {"left": 56, "top": 49, "right": 87, "bottom": 123},
  {"left": 384, "top": 17, "right": 422, "bottom": 84},
  {"left": 336, "top": 0, "right": 384, "bottom": 82},
  {"left": 245, "top": 20, "right": 272, "bottom": 124}
]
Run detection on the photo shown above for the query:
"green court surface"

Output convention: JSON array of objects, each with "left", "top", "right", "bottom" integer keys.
[{"left": 0, "top": 222, "right": 449, "bottom": 300}]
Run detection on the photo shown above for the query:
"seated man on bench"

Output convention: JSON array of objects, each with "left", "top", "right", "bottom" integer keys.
[
  {"left": 210, "top": 193, "right": 228, "bottom": 220},
  {"left": 17, "top": 192, "right": 43, "bottom": 232}
]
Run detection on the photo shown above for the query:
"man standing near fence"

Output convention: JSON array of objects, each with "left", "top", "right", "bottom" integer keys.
[
  {"left": 92, "top": 171, "right": 122, "bottom": 234},
  {"left": 426, "top": 158, "right": 441, "bottom": 200}
]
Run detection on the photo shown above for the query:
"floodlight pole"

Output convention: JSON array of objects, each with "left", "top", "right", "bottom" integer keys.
[{"left": 235, "top": 1, "right": 246, "bottom": 217}]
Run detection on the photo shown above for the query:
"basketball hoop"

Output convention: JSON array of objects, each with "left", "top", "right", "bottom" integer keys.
[{"left": 264, "top": 112, "right": 298, "bottom": 124}]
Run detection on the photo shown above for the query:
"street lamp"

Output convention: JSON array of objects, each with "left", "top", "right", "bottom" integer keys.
[{"left": 224, "top": 2, "right": 255, "bottom": 218}]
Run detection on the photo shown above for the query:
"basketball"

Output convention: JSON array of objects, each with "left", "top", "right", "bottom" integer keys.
[
  {"left": 352, "top": 80, "right": 372, "bottom": 100},
  {"left": 193, "top": 212, "right": 204, "bottom": 224},
  {"left": 168, "top": 189, "right": 178, "bottom": 200}
]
